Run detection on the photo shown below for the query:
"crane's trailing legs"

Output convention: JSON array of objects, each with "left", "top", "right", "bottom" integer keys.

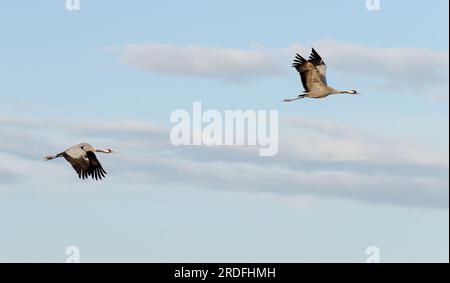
[
  {"left": 44, "top": 153, "right": 63, "bottom": 161},
  {"left": 283, "top": 94, "right": 306, "bottom": 102}
]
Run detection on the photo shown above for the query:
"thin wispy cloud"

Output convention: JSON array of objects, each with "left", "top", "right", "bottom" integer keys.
[
  {"left": 1, "top": 114, "right": 448, "bottom": 208},
  {"left": 0, "top": 167, "right": 21, "bottom": 186},
  {"left": 282, "top": 117, "right": 448, "bottom": 167}
]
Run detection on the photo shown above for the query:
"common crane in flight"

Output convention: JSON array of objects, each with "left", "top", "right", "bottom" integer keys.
[
  {"left": 284, "top": 48, "right": 360, "bottom": 102},
  {"left": 44, "top": 143, "right": 114, "bottom": 180}
]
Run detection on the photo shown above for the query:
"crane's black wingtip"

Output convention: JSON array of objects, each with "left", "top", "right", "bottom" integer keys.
[{"left": 293, "top": 54, "right": 307, "bottom": 67}]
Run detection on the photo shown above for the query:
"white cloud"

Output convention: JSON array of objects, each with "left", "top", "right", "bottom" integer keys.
[
  {"left": 116, "top": 41, "right": 449, "bottom": 99},
  {"left": 118, "top": 43, "right": 285, "bottom": 83}
]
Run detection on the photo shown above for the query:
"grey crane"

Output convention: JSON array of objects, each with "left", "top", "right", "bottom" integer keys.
[
  {"left": 44, "top": 143, "right": 114, "bottom": 180},
  {"left": 284, "top": 48, "right": 360, "bottom": 102}
]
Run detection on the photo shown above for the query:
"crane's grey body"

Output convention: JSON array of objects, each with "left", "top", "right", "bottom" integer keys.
[
  {"left": 44, "top": 143, "right": 113, "bottom": 180},
  {"left": 284, "top": 48, "right": 359, "bottom": 102}
]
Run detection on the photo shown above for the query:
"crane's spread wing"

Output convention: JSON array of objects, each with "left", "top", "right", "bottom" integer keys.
[
  {"left": 63, "top": 151, "right": 90, "bottom": 180},
  {"left": 292, "top": 48, "right": 328, "bottom": 92},
  {"left": 63, "top": 147, "right": 107, "bottom": 180},
  {"left": 308, "top": 48, "right": 327, "bottom": 85},
  {"left": 86, "top": 152, "right": 107, "bottom": 181}
]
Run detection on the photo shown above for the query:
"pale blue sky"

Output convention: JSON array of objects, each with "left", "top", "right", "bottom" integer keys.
[{"left": 0, "top": 0, "right": 448, "bottom": 262}]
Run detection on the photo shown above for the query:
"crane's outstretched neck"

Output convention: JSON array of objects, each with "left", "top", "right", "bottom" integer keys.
[
  {"left": 339, "top": 90, "right": 359, "bottom": 95},
  {"left": 95, "top": 149, "right": 114, "bottom": 154}
]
